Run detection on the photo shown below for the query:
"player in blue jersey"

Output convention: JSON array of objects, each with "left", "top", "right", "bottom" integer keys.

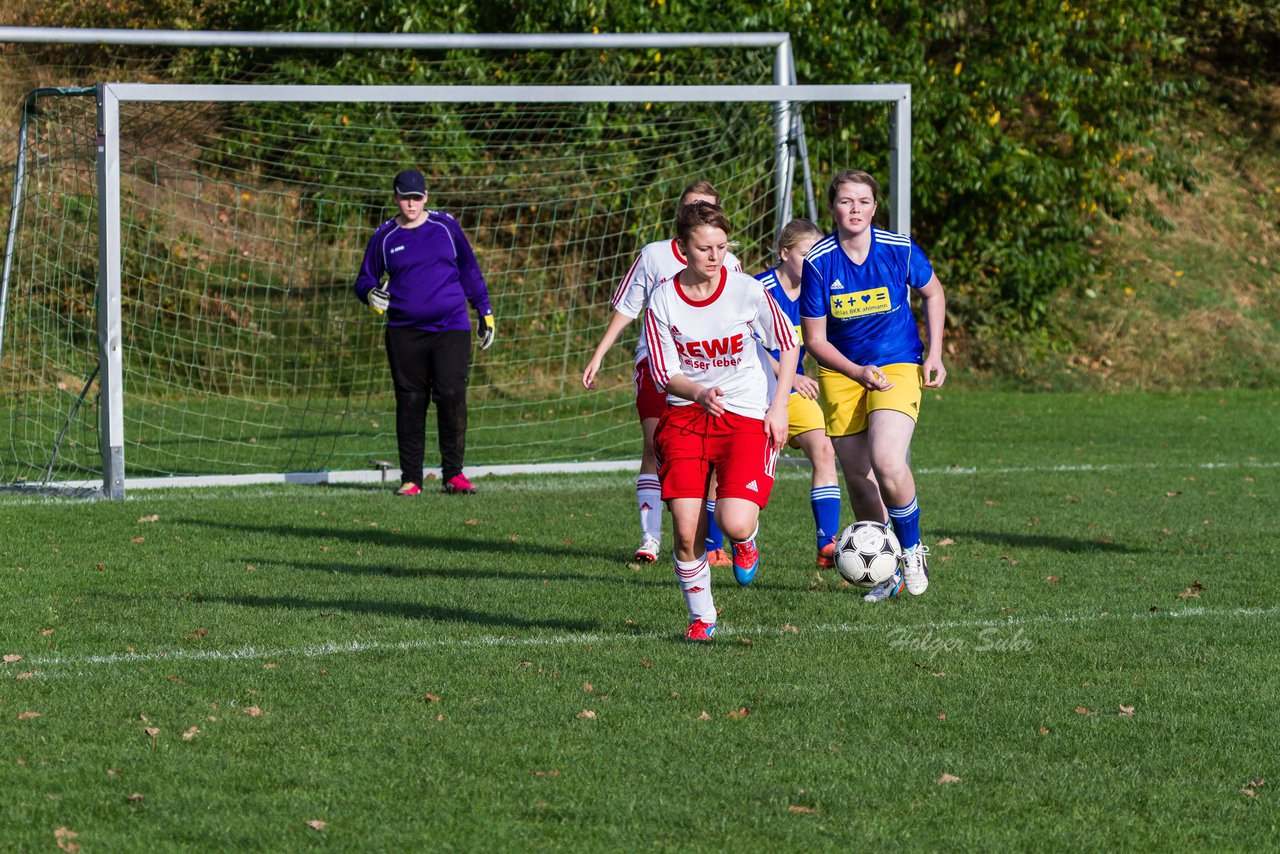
[
  {"left": 756, "top": 218, "right": 843, "bottom": 568},
  {"left": 354, "top": 168, "right": 494, "bottom": 496},
  {"left": 800, "top": 169, "right": 947, "bottom": 601}
]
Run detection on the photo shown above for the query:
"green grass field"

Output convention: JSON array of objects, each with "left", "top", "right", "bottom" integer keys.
[{"left": 2, "top": 389, "right": 1277, "bottom": 850}]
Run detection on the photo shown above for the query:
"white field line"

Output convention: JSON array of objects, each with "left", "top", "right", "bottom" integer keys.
[
  {"left": 16, "top": 604, "right": 1279, "bottom": 677},
  {"left": 3, "top": 458, "right": 1275, "bottom": 505}
]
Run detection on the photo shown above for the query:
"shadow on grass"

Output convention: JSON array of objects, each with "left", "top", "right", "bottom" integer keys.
[
  {"left": 943, "top": 529, "right": 1144, "bottom": 554},
  {"left": 99, "top": 591, "right": 600, "bottom": 633},
  {"left": 261, "top": 557, "right": 676, "bottom": 588},
  {"left": 176, "top": 517, "right": 612, "bottom": 561}
]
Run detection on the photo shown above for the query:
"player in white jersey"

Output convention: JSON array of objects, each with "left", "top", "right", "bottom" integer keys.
[
  {"left": 581, "top": 181, "right": 742, "bottom": 565},
  {"left": 644, "top": 202, "right": 798, "bottom": 642}
]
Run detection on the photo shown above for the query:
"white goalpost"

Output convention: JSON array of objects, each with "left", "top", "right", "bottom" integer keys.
[{"left": 0, "top": 32, "right": 911, "bottom": 499}]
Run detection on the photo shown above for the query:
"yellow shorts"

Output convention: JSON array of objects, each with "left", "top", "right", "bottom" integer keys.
[
  {"left": 817, "top": 363, "right": 923, "bottom": 437},
  {"left": 786, "top": 391, "right": 827, "bottom": 449}
]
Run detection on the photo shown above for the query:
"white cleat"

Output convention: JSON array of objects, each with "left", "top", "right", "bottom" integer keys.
[
  {"left": 902, "top": 544, "right": 931, "bottom": 595},
  {"left": 862, "top": 569, "right": 903, "bottom": 603},
  {"left": 634, "top": 536, "right": 661, "bottom": 563}
]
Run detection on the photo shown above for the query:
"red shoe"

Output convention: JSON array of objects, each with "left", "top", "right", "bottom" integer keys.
[
  {"left": 395, "top": 482, "right": 421, "bottom": 496},
  {"left": 731, "top": 539, "right": 759, "bottom": 586},
  {"left": 442, "top": 473, "right": 477, "bottom": 494},
  {"left": 816, "top": 540, "right": 836, "bottom": 568},
  {"left": 686, "top": 619, "right": 717, "bottom": 642},
  {"left": 707, "top": 548, "right": 732, "bottom": 567}
]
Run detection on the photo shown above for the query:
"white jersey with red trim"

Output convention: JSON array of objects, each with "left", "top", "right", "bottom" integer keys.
[
  {"left": 644, "top": 267, "right": 797, "bottom": 420},
  {"left": 611, "top": 237, "right": 742, "bottom": 365}
]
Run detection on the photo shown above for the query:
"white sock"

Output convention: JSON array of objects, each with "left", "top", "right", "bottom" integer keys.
[
  {"left": 674, "top": 554, "right": 715, "bottom": 624},
  {"left": 637, "top": 474, "right": 661, "bottom": 541}
]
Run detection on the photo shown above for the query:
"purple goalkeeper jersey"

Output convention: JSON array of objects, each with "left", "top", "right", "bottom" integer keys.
[{"left": 354, "top": 210, "right": 491, "bottom": 332}]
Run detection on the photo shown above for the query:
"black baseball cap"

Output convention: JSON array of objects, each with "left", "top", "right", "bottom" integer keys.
[{"left": 393, "top": 169, "right": 426, "bottom": 198}]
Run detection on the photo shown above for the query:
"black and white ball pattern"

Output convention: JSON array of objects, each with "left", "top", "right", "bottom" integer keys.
[{"left": 834, "top": 521, "right": 902, "bottom": 587}]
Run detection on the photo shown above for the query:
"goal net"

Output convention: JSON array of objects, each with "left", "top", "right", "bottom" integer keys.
[{"left": 1, "top": 76, "right": 908, "bottom": 496}]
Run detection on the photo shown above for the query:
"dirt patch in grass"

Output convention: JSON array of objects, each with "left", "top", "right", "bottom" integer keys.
[{"left": 1032, "top": 88, "right": 1280, "bottom": 391}]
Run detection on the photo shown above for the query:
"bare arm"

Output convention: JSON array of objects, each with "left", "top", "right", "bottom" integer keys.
[
  {"left": 800, "top": 315, "right": 893, "bottom": 391},
  {"left": 765, "top": 345, "right": 800, "bottom": 449},
  {"left": 664, "top": 375, "right": 727, "bottom": 417},
  {"left": 582, "top": 310, "right": 637, "bottom": 389},
  {"left": 917, "top": 274, "right": 947, "bottom": 388}
]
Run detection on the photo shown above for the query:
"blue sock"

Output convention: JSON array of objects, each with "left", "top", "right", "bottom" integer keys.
[
  {"left": 887, "top": 496, "right": 921, "bottom": 551},
  {"left": 811, "top": 484, "right": 842, "bottom": 549},
  {"left": 704, "top": 500, "right": 724, "bottom": 552}
]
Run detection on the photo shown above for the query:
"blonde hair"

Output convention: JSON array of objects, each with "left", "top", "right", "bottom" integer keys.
[{"left": 775, "top": 217, "right": 824, "bottom": 256}]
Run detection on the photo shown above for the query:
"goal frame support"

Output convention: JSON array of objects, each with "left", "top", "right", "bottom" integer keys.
[
  {"left": 0, "top": 30, "right": 912, "bottom": 497},
  {"left": 87, "top": 81, "right": 909, "bottom": 498}
]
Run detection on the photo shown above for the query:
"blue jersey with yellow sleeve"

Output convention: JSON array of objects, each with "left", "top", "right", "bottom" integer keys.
[
  {"left": 799, "top": 228, "right": 932, "bottom": 366},
  {"left": 755, "top": 267, "right": 807, "bottom": 377}
]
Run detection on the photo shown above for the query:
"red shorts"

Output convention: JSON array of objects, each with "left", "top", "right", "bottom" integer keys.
[
  {"left": 654, "top": 405, "right": 778, "bottom": 507},
  {"left": 633, "top": 358, "right": 667, "bottom": 421}
]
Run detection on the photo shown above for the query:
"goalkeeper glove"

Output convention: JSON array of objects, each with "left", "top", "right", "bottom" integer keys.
[
  {"left": 477, "top": 311, "right": 495, "bottom": 350},
  {"left": 367, "top": 287, "right": 390, "bottom": 315}
]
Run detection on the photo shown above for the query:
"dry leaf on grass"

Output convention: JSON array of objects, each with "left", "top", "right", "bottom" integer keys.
[
  {"left": 1038, "top": 726, "right": 1051, "bottom": 735},
  {"left": 307, "top": 820, "right": 327, "bottom": 831},
  {"left": 727, "top": 707, "right": 751, "bottom": 719},
  {"left": 936, "top": 537, "right": 955, "bottom": 546},
  {"left": 698, "top": 711, "right": 712, "bottom": 720},
  {"left": 243, "top": 706, "right": 264, "bottom": 717},
  {"left": 1240, "top": 778, "right": 1266, "bottom": 797},
  {"left": 17, "top": 671, "right": 35, "bottom": 679},
  {"left": 576, "top": 709, "right": 596, "bottom": 720},
  {"left": 17, "top": 711, "right": 41, "bottom": 720},
  {"left": 533, "top": 769, "right": 560, "bottom": 777},
  {"left": 3, "top": 654, "right": 22, "bottom": 664},
  {"left": 936, "top": 712, "right": 947, "bottom": 720},
  {"left": 137, "top": 514, "right": 159, "bottom": 523},
  {"left": 40, "top": 628, "right": 55, "bottom": 637},
  {"left": 1118, "top": 705, "right": 1136, "bottom": 717},
  {"left": 780, "top": 624, "right": 799, "bottom": 633},
  {"left": 54, "top": 827, "right": 79, "bottom": 852},
  {"left": 423, "top": 693, "right": 441, "bottom": 703},
  {"left": 936, "top": 773, "right": 964, "bottom": 784},
  {"left": 1075, "top": 707, "right": 1094, "bottom": 716},
  {"left": 182, "top": 727, "right": 200, "bottom": 741},
  {"left": 788, "top": 805, "right": 820, "bottom": 814},
  {"left": 126, "top": 793, "right": 144, "bottom": 802}
]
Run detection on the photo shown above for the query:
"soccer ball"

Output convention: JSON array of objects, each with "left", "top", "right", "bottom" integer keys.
[{"left": 833, "top": 521, "right": 902, "bottom": 587}]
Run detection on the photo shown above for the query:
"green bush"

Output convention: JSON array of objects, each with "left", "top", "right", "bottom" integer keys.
[{"left": 15, "top": 0, "right": 1277, "bottom": 346}]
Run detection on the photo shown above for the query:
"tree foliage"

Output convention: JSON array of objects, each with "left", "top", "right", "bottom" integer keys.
[{"left": 10, "top": 0, "right": 1276, "bottom": 341}]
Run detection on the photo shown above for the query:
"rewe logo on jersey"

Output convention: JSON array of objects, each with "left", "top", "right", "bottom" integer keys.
[
  {"left": 675, "top": 333, "right": 744, "bottom": 360},
  {"left": 674, "top": 332, "right": 746, "bottom": 372}
]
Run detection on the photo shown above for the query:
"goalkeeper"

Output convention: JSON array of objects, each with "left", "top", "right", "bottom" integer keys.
[{"left": 354, "top": 168, "right": 494, "bottom": 496}]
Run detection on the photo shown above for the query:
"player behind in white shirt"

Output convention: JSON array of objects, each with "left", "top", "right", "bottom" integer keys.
[
  {"left": 644, "top": 201, "right": 799, "bottom": 642},
  {"left": 581, "top": 181, "right": 743, "bottom": 566}
]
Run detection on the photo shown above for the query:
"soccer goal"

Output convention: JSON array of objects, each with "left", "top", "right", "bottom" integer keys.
[{"left": 1, "top": 69, "right": 910, "bottom": 497}]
